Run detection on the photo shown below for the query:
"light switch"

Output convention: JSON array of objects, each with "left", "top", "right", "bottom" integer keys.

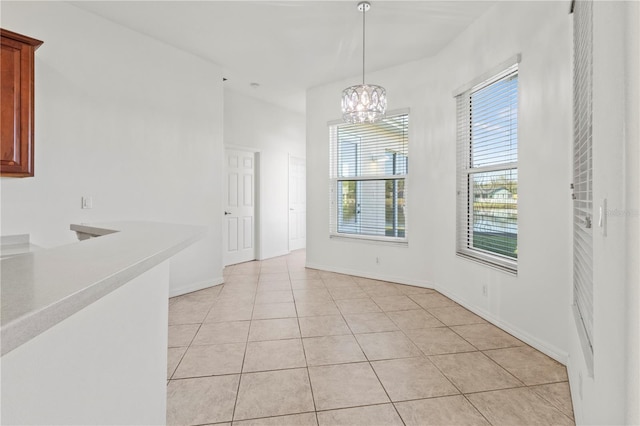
[
  {"left": 81, "top": 196, "right": 93, "bottom": 209},
  {"left": 599, "top": 198, "right": 607, "bottom": 236}
]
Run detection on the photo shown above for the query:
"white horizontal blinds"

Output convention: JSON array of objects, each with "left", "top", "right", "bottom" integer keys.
[
  {"left": 329, "top": 113, "right": 409, "bottom": 239},
  {"left": 470, "top": 73, "right": 518, "bottom": 168},
  {"left": 573, "top": 0, "right": 594, "bottom": 353},
  {"left": 456, "top": 64, "right": 518, "bottom": 270},
  {"left": 456, "top": 95, "right": 472, "bottom": 254}
]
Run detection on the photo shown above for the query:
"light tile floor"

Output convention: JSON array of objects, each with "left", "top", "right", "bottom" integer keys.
[{"left": 166, "top": 250, "right": 575, "bottom": 426}]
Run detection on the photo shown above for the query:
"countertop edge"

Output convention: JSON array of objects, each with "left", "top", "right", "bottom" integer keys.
[{"left": 1, "top": 222, "right": 206, "bottom": 356}]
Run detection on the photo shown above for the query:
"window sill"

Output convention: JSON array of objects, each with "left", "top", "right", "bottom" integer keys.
[
  {"left": 330, "top": 234, "right": 408, "bottom": 247},
  {"left": 456, "top": 251, "right": 517, "bottom": 275}
]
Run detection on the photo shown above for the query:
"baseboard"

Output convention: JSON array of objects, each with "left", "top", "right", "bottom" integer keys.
[
  {"left": 258, "top": 250, "right": 292, "bottom": 261},
  {"left": 305, "top": 261, "right": 569, "bottom": 365},
  {"left": 305, "top": 261, "right": 431, "bottom": 289},
  {"left": 169, "top": 276, "right": 224, "bottom": 298},
  {"left": 433, "top": 284, "right": 570, "bottom": 365},
  {"left": 565, "top": 355, "right": 584, "bottom": 424}
]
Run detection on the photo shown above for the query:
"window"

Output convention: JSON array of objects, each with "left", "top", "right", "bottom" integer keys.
[
  {"left": 572, "top": 0, "right": 594, "bottom": 371},
  {"left": 329, "top": 111, "right": 409, "bottom": 242},
  {"left": 456, "top": 63, "right": 519, "bottom": 272}
]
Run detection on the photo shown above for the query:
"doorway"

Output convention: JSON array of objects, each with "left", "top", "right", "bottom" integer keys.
[
  {"left": 288, "top": 155, "right": 306, "bottom": 251},
  {"left": 223, "top": 148, "right": 256, "bottom": 266}
]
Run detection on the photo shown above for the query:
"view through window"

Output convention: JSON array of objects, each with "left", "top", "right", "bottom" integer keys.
[
  {"left": 329, "top": 112, "right": 409, "bottom": 241},
  {"left": 456, "top": 64, "right": 519, "bottom": 271}
]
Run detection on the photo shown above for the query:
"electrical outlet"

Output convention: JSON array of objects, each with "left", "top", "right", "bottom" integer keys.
[
  {"left": 376, "top": 257, "right": 380, "bottom": 264},
  {"left": 482, "top": 284, "right": 488, "bottom": 297}
]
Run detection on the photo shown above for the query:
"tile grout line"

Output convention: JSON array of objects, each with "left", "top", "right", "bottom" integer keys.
[
  {"left": 290, "top": 268, "right": 320, "bottom": 421},
  {"left": 167, "top": 285, "right": 222, "bottom": 381},
  {"left": 167, "top": 256, "right": 576, "bottom": 425},
  {"left": 339, "top": 286, "right": 408, "bottom": 424},
  {"left": 461, "top": 392, "right": 495, "bottom": 426},
  {"left": 229, "top": 263, "right": 260, "bottom": 423}
]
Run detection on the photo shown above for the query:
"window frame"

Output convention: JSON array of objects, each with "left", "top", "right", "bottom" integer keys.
[
  {"left": 571, "top": 0, "right": 594, "bottom": 374},
  {"left": 328, "top": 109, "right": 410, "bottom": 245},
  {"left": 455, "top": 61, "right": 520, "bottom": 273}
]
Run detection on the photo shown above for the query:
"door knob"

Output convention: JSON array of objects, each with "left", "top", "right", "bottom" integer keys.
[{"left": 224, "top": 211, "right": 232, "bottom": 215}]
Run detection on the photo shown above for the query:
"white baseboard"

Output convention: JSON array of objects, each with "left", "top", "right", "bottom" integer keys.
[
  {"left": 433, "top": 284, "right": 569, "bottom": 365},
  {"left": 169, "top": 276, "right": 224, "bottom": 298},
  {"left": 565, "top": 355, "right": 584, "bottom": 424},
  {"left": 305, "top": 261, "right": 569, "bottom": 365},
  {"left": 259, "top": 250, "right": 292, "bottom": 261},
  {"left": 305, "top": 261, "right": 431, "bottom": 288}
]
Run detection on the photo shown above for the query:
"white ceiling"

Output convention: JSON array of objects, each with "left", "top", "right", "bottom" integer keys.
[{"left": 71, "top": 1, "right": 496, "bottom": 113}]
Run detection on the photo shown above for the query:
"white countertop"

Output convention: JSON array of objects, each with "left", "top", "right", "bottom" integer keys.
[
  {"left": 1, "top": 221, "right": 206, "bottom": 356},
  {"left": 1, "top": 234, "right": 41, "bottom": 258}
]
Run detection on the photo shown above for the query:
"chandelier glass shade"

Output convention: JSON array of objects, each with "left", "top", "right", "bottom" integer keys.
[
  {"left": 341, "top": 2, "right": 386, "bottom": 124},
  {"left": 341, "top": 84, "right": 387, "bottom": 124}
]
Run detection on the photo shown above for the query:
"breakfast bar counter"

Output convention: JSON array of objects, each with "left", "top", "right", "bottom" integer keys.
[
  {"left": 1, "top": 221, "right": 204, "bottom": 356},
  {"left": 1, "top": 221, "right": 205, "bottom": 425}
]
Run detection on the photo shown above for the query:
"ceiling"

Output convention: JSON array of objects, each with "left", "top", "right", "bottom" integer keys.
[{"left": 71, "top": 1, "right": 496, "bottom": 113}]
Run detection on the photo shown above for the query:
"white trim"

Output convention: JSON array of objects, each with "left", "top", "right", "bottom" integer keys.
[
  {"left": 456, "top": 251, "right": 518, "bottom": 275},
  {"left": 169, "top": 277, "right": 224, "bottom": 298},
  {"left": 571, "top": 0, "right": 595, "bottom": 371},
  {"left": 258, "top": 249, "right": 291, "bottom": 261},
  {"left": 288, "top": 153, "right": 292, "bottom": 253},
  {"left": 328, "top": 110, "right": 410, "bottom": 242},
  {"left": 223, "top": 148, "right": 258, "bottom": 266},
  {"left": 452, "top": 54, "right": 522, "bottom": 97},
  {"left": 572, "top": 303, "right": 595, "bottom": 376},
  {"left": 565, "top": 360, "right": 584, "bottom": 425},
  {"left": 435, "top": 283, "right": 569, "bottom": 365},
  {"left": 288, "top": 154, "right": 307, "bottom": 252},
  {"left": 304, "top": 262, "right": 568, "bottom": 365},
  {"left": 304, "top": 261, "right": 429, "bottom": 288},
  {"left": 455, "top": 63, "right": 519, "bottom": 273},
  {"left": 329, "top": 234, "right": 408, "bottom": 247},
  {"left": 467, "top": 162, "right": 518, "bottom": 175}
]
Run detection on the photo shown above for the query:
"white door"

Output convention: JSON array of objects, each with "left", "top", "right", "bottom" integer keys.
[
  {"left": 224, "top": 149, "right": 256, "bottom": 266},
  {"left": 289, "top": 156, "right": 306, "bottom": 251}
]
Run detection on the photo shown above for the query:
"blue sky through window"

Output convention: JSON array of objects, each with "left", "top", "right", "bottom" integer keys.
[{"left": 471, "top": 75, "right": 518, "bottom": 168}]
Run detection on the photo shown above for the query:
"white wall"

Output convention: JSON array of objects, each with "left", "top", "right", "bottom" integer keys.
[
  {"left": 0, "top": 2, "right": 225, "bottom": 295},
  {"left": 566, "top": 1, "right": 640, "bottom": 424},
  {"left": 625, "top": 3, "right": 640, "bottom": 423},
  {"left": 307, "top": 0, "right": 572, "bottom": 361},
  {"left": 1, "top": 261, "right": 169, "bottom": 425},
  {"left": 308, "top": 1, "right": 639, "bottom": 423},
  {"left": 224, "top": 89, "right": 305, "bottom": 260}
]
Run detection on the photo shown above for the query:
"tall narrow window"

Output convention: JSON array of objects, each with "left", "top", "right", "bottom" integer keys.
[
  {"left": 572, "top": 0, "right": 594, "bottom": 371},
  {"left": 329, "top": 111, "right": 409, "bottom": 242},
  {"left": 456, "top": 64, "right": 519, "bottom": 272}
]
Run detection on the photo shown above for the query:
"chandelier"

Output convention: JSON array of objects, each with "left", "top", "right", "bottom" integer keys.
[{"left": 341, "top": 1, "right": 387, "bottom": 124}]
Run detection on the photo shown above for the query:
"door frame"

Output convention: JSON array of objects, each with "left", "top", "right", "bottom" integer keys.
[{"left": 223, "top": 146, "right": 261, "bottom": 265}]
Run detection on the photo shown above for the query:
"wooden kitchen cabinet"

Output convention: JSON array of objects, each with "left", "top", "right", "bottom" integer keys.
[{"left": 1, "top": 29, "right": 43, "bottom": 177}]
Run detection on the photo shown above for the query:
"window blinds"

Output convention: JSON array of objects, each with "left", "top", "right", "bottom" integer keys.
[
  {"left": 456, "top": 64, "right": 519, "bottom": 271},
  {"left": 329, "top": 112, "right": 409, "bottom": 240},
  {"left": 572, "top": 0, "right": 594, "bottom": 360}
]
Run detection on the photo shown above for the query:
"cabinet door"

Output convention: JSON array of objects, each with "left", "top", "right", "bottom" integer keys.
[{"left": 1, "top": 30, "right": 42, "bottom": 177}]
